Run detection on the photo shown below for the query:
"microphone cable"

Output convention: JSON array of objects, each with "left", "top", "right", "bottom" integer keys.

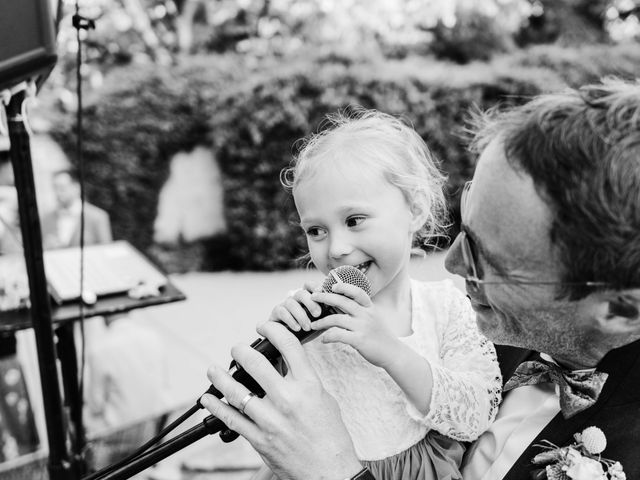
[
  {"left": 71, "top": 0, "right": 97, "bottom": 465},
  {"left": 83, "top": 402, "right": 201, "bottom": 480}
]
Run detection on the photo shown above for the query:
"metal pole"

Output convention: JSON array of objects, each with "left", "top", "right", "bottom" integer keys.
[
  {"left": 6, "top": 89, "right": 74, "bottom": 480},
  {"left": 97, "top": 416, "right": 225, "bottom": 480}
]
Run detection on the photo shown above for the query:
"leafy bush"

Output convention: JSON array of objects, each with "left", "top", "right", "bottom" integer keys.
[
  {"left": 49, "top": 55, "right": 243, "bottom": 267},
  {"left": 510, "top": 43, "right": 640, "bottom": 86},
  {"left": 49, "top": 44, "right": 640, "bottom": 272},
  {"left": 429, "top": 8, "right": 516, "bottom": 63}
]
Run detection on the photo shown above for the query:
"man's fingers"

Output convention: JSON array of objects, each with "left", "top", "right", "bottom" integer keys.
[
  {"left": 258, "top": 321, "right": 315, "bottom": 380},
  {"left": 227, "top": 343, "right": 285, "bottom": 395},
  {"left": 207, "top": 365, "right": 256, "bottom": 411},
  {"left": 200, "top": 393, "right": 262, "bottom": 439}
]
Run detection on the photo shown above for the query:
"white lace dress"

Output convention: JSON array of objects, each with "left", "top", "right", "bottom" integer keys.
[{"left": 252, "top": 279, "right": 502, "bottom": 480}]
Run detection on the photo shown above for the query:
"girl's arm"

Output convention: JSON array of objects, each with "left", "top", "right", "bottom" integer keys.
[
  {"left": 309, "top": 283, "right": 435, "bottom": 414},
  {"left": 377, "top": 338, "right": 435, "bottom": 415},
  {"left": 414, "top": 283, "right": 502, "bottom": 441},
  {"left": 311, "top": 281, "right": 502, "bottom": 441}
]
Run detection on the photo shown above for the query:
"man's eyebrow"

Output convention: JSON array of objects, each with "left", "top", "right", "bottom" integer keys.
[{"left": 462, "top": 224, "right": 510, "bottom": 276}]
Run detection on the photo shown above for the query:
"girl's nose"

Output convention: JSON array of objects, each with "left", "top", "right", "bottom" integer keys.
[{"left": 328, "top": 232, "right": 354, "bottom": 259}]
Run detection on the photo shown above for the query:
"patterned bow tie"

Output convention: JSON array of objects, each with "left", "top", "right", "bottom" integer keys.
[{"left": 504, "top": 357, "right": 609, "bottom": 419}]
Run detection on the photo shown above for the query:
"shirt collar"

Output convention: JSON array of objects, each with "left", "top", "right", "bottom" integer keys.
[
  {"left": 60, "top": 199, "right": 82, "bottom": 216},
  {"left": 540, "top": 352, "right": 597, "bottom": 374}
]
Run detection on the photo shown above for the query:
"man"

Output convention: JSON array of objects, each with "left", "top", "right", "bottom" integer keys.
[
  {"left": 201, "top": 78, "right": 640, "bottom": 479},
  {"left": 41, "top": 168, "right": 112, "bottom": 249}
]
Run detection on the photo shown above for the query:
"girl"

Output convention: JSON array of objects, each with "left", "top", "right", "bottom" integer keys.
[{"left": 255, "top": 109, "right": 501, "bottom": 480}]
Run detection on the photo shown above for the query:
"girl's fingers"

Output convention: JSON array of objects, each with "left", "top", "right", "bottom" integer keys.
[
  {"left": 302, "top": 280, "right": 322, "bottom": 293},
  {"left": 321, "top": 327, "right": 356, "bottom": 347},
  {"left": 270, "top": 305, "right": 301, "bottom": 332},
  {"left": 310, "top": 291, "right": 358, "bottom": 315},
  {"left": 291, "top": 289, "right": 323, "bottom": 329},
  {"left": 331, "top": 283, "right": 372, "bottom": 306},
  {"left": 311, "top": 314, "right": 353, "bottom": 332}
]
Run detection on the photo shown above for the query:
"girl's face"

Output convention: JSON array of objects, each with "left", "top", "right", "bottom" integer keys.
[{"left": 293, "top": 158, "right": 419, "bottom": 299}]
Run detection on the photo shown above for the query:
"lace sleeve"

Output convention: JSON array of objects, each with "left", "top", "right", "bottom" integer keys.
[{"left": 408, "top": 285, "right": 502, "bottom": 441}]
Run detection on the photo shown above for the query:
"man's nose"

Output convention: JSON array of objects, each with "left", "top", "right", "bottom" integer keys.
[{"left": 444, "top": 233, "right": 466, "bottom": 278}]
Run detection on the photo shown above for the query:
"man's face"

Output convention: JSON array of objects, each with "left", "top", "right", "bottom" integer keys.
[
  {"left": 53, "top": 173, "right": 80, "bottom": 209},
  {"left": 445, "top": 139, "right": 600, "bottom": 365}
]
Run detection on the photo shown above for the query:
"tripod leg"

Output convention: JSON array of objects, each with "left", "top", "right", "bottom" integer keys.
[{"left": 56, "top": 322, "right": 87, "bottom": 476}]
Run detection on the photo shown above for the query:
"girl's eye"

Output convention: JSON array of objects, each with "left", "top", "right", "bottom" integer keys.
[
  {"left": 346, "top": 216, "right": 366, "bottom": 228},
  {"left": 305, "top": 226, "right": 327, "bottom": 239}
]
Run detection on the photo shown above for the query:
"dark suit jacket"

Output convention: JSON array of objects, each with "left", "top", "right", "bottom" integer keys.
[
  {"left": 496, "top": 341, "right": 640, "bottom": 479},
  {"left": 41, "top": 203, "right": 112, "bottom": 249}
]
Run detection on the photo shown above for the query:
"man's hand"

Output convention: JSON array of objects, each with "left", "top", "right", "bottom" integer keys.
[{"left": 200, "top": 321, "right": 362, "bottom": 480}]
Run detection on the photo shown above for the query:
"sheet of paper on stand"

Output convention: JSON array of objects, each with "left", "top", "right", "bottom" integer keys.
[{"left": 43, "top": 240, "right": 168, "bottom": 304}]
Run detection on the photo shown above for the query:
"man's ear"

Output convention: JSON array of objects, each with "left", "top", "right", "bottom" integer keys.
[{"left": 599, "top": 290, "right": 640, "bottom": 333}]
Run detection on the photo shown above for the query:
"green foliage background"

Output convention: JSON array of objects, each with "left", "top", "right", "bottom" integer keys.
[{"left": 49, "top": 44, "right": 640, "bottom": 272}]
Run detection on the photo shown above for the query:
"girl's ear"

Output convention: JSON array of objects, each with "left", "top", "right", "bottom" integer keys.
[{"left": 409, "top": 201, "right": 429, "bottom": 233}]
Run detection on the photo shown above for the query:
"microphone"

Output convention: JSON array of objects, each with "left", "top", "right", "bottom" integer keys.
[{"left": 202, "top": 265, "right": 372, "bottom": 400}]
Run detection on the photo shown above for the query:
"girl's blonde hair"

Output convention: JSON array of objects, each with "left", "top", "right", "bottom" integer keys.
[{"left": 281, "top": 107, "right": 448, "bottom": 248}]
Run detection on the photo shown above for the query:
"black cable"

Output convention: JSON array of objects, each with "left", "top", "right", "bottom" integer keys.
[
  {"left": 83, "top": 403, "right": 201, "bottom": 480},
  {"left": 74, "top": 0, "right": 88, "bottom": 461}
]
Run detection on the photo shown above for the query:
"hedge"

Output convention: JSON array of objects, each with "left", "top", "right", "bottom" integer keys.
[{"left": 49, "top": 43, "right": 640, "bottom": 272}]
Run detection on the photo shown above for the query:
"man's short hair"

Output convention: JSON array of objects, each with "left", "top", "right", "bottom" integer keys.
[{"left": 469, "top": 77, "right": 640, "bottom": 300}]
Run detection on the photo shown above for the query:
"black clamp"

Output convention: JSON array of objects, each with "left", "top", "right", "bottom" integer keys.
[{"left": 72, "top": 14, "right": 96, "bottom": 31}]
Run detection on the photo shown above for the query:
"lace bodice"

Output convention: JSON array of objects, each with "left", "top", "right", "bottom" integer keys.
[{"left": 303, "top": 279, "right": 502, "bottom": 461}]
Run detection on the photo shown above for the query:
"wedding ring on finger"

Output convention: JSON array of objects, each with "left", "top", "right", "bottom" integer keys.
[{"left": 239, "top": 392, "right": 256, "bottom": 415}]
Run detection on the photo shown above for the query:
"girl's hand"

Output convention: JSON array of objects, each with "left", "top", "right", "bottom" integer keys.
[
  {"left": 262, "top": 281, "right": 323, "bottom": 333},
  {"left": 309, "top": 283, "right": 402, "bottom": 370}
]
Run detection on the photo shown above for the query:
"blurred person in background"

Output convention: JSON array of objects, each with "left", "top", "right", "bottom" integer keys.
[{"left": 41, "top": 167, "right": 112, "bottom": 250}]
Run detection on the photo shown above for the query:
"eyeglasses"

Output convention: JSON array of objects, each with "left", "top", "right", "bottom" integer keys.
[{"left": 458, "top": 181, "right": 610, "bottom": 291}]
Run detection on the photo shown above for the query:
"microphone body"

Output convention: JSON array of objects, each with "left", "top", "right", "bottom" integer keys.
[{"left": 204, "top": 265, "right": 371, "bottom": 400}]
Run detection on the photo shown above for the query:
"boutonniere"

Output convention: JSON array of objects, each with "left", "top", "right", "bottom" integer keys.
[{"left": 531, "top": 426, "right": 625, "bottom": 480}]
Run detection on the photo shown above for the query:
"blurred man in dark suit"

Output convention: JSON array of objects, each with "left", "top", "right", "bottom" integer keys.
[{"left": 41, "top": 168, "right": 112, "bottom": 249}]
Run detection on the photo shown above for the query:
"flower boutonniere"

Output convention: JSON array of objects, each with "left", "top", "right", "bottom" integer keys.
[{"left": 531, "top": 426, "right": 625, "bottom": 480}]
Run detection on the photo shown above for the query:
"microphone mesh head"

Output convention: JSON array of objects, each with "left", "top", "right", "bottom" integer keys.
[{"left": 321, "top": 265, "right": 372, "bottom": 297}]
